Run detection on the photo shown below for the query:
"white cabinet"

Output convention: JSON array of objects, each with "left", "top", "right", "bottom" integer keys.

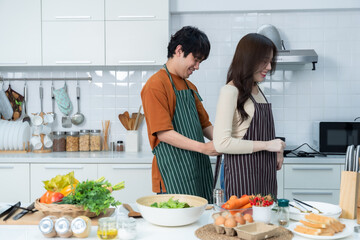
[
  {"left": 30, "top": 164, "right": 97, "bottom": 202},
  {"left": 98, "top": 164, "right": 154, "bottom": 203},
  {"left": 0, "top": 0, "right": 41, "bottom": 66},
  {"left": 277, "top": 168, "right": 284, "bottom": 199},
  {"left": 105, "top": 0, "right": 169, "bottom": 66},
  {"left": 0, "top": 164, "right": 30, "bottom": 202},
  {"left": 42, "top": 22, "right": 105, "bottom": 66}
]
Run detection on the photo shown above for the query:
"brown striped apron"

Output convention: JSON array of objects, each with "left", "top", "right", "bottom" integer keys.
[{"left": 214, "top": 88, "right": 277, "bottom": 200}]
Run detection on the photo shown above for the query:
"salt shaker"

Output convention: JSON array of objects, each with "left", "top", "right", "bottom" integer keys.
[
  {"left": 277, "top": 199, "right": 290, "bottom": 227},
  {"left": 213, "top": 188, "right": 224, "bottom": 208}
]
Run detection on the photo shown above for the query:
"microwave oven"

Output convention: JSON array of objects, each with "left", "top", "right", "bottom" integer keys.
[{"left": 319, "top": 122, "right": 360, "bottom": 154}]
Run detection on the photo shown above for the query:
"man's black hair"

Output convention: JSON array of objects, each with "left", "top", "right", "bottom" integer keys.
[{"left": 167, "top": 26, "right": 210, "bottom": 60}]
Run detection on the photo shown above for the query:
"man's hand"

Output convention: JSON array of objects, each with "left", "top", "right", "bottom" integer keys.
[{"left": 201, "top": 141, "right": 221, "bottom": 156}]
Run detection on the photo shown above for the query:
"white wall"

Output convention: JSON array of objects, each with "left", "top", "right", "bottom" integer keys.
[{"left": 1, "top": 9, "right": 360, "bottom": 151}]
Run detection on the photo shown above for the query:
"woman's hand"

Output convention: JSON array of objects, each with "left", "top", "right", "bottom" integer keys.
[
  {"left": 265, "top": 139, "right": 286, "bottom": 152},
  {"left": 276, "top": 152, "right": 284, "bottom": 170}
]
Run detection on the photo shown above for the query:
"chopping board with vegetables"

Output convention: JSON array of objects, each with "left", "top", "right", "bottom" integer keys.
[{"left": 0, "top": 208, "right": 115, "bottom": 226}]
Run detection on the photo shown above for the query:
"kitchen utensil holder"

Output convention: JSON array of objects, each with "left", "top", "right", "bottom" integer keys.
[
  {"left": 125, "top": 130, "right": 139, "bottom": 152},
  {"left": 339, "top": 170, "right": 360, "bottom": 219}
]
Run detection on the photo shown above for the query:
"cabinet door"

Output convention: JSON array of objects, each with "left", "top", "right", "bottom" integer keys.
[
  {"left": 284, "top": 189, "right": 340, "bottom": 204},
  {"left": 106, "top": 21, "right": 168, "bottom": 65},
  {"left": 0, "top": 164, "right": 30, "bottom": 202},
  {"left": 98, "top": 164, "right": 154, "bottom": 203},
  {"left": 42, "top": 0, "right": 104, "bottom": 21},
  {"left": 30, "top": 164, "right": 97, "bottom": 202},
  {"left": 0, "top": 0, "right": 41, "bottom": 66},
  {"left": 277, "top": 168, "right": 284, "bottom": 199},
  {"left": 106, "top": 0, "right": 168, "bottom": 20},
  {"left": 42, "top": 22, "right": 105, "bottom": 66}
]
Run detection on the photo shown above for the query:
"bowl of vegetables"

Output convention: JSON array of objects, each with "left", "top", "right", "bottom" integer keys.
[{"left": 136, "top": 194, "right": 208, "bottom": 227}]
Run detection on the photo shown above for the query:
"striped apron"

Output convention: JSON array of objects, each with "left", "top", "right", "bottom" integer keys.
[
  {"left": 214, "top": 89, "right": 277, "bottom": 200},
  {"left": 152, "top": 64, "right": 213, "bottom": 203}
]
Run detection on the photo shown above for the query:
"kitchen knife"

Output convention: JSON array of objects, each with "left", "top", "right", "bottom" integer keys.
[
  {"left": 13, "top": 202, "right": 35, "bottom": 220},
  {"left": 0, "top": 202, "right": 21, "bottom": 219},
  {"left": 2, "top": 201, "right": 21, "bottom": 221}
]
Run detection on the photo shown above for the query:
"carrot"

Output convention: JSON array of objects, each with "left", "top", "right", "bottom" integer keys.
[
  {"left": 241, "top": 202, "right": 252, "bottom": 209},
  {"left": 225, "top": 195, "right": 250, "bottom": 210}
]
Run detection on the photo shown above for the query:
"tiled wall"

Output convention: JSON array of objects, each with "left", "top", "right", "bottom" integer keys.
[{"left": 1, "top": 9, "right": 360, "bottom": 151}]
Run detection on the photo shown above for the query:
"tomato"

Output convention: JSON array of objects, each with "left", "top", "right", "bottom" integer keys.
[{"left": 40, "top": 190, "right": 64, "bottom": 204}]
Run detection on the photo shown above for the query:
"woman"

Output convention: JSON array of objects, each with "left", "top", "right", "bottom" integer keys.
[{"left": 213, "top": 33, "right": 285, "bottom": 200}]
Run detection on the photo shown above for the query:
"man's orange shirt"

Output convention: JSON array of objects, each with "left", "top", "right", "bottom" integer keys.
[{"left": 141, "top": 69, "right": 212, "bottom": 193}]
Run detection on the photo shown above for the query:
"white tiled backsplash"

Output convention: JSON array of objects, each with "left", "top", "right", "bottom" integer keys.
[{"left": 1, "top": 10, "right": 360, "bottom": 151}]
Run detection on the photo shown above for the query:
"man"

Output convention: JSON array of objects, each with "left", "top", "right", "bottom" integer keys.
[{"left": 141, "top": 26, "right": 219, "bottom": 202}]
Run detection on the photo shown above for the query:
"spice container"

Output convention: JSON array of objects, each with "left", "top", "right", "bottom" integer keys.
[
  {"left": 117, "top": 217, "right": 137, "bottom": 240},
  {"left": 116, "top": 141, "right": 124, "bottom": 152},
  {"left": 52, "top": 131, "right": 66, "bottom": 152},
  {"left": 97, "top": 217, "right": 118, "bottom": 239},
  {"left": 71, "top": 216, "right": 92, "bottom": 238},
  {"left": 39, "top": 216, "right": 58, "bottom": 238},
  {"left": 55, "top": 216, "right": 73, "bottom": 238},
  {"left": 277, "top": 199, "right": 289, "bottom": 227},
  {"left": 66, "top": 131, "right": 79, "bottom": 152},
  {"left": 90, "top": 129, "right": 101, "bottom": 151},
  {"left": 79, "top": 130, "right": 90, "bottom": 152},
  {"left": 213, "top": 188, "right": 224, "bottom": 208}
]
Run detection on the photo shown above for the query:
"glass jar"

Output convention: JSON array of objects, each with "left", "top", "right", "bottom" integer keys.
[
  {"left": 90, "top": 130, "right": 101, "bottom": 151},
  {"left": 116, "top": 141, "right": 124, "bottom": 152},
  {"left": 66, "top": 131, "right": 79, "bottom": 152},
  {"left": 79, "top": 130, "right": 90, "bottom": 152},
  {"left": 117, "top": 217, "right": 137, "bottom": 240},
  {"left": 52, "top": 131, "right": 66, "bottom": 152},
  {"left": 97, "top": 217, "right": 117, "bottom": 239},
  {"left": 39, "top": 216, "right": 58, "bottom": 238},
  {"left": 213, "top": 188, "right": 224, "bottom": 208},
  {"left": 277, "top": 199, "right": 290, "bottom": 227},
  {"left": 55, "top": 216, "right": 73, "bottom": 238}
]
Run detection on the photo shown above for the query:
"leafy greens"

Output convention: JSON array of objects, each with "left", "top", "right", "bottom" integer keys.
[{"left": 150, "top": 197, "right": 191, "bottom": 209}]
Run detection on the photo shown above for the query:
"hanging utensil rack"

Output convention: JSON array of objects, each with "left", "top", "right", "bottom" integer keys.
[{"left": 0, "top": 75, "right": 92, "bottom": 82}]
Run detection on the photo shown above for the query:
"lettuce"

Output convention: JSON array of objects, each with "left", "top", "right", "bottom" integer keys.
[
  {"left": 150, "top": 197, "right": 191, "bottom": 208},
  {"left": 43, "top": 171, "right": 78, "bottom": 192}
]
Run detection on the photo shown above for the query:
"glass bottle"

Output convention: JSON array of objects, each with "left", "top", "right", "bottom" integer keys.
[
  {"left": 79, "top": 130, "right": 90, "bottom": 152},
  {"left": 116, "top": 141, "right": 124, "bottom": 152},
  {"left": 213, "top": 188, "right": 224, "bottom": 209},
  {"left": 277, "top": 199, "right": 290, "bottom": 227},
  {"left": 52, "top": 131, "right": 66, "bottom": 152},
  {"left": 90, "top": 129, "right": 101, "bottom": 151}
]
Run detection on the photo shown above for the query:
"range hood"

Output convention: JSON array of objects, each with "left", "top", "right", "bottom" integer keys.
[{"left": 257, "top": 25, "right": 318, "bottom": 70}]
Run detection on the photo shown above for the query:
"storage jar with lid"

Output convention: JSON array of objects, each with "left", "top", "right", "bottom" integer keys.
[
  {"left": 97, "top": 217, "right": 117, "bottom": 239},
  {"left": 79, "top": 130, "right": 90, "bottom": 152},
  {"left": 52, "top": 131, "right": 66, "bottom": 152},
  {"left": 277, "top": 199, "right": 289, "bottom": 227},
  {"left": 116, "top": 141, "right": 124, "bottom": 152},
  {"left": 66, "top": 131, "right": 79, "bottom": 152},
  {"left": 90, "top": 129, "right": 101, "bottom": 151}
]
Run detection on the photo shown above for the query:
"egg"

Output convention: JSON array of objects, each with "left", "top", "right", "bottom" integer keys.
[
  {"left": 235, "top": 214, "right": 246, "bottom": 225},
  {"left": 243, "top": 213, "right": 253, "bottom": 223},
  {"left": 215, "top": 216, "right": 226, "bottom": 225},
  {"left": 224, "top": 217, "right": 237, "bottom": 228}
]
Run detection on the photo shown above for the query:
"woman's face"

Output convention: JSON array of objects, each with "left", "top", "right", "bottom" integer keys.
[{"left": 253, "top": 50, "right": 273, "bottom": 83}]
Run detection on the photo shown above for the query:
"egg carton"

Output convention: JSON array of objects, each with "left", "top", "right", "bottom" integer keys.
[{"left": 212, "top": 211, "right": 254, "bottom": 237}]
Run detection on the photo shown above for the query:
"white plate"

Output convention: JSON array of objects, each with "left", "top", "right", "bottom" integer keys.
[
  {"left": 12, "top": 121, "right": 22, "bottom": 150},
  {"left": 290, "top": 201, "right": 342, "bottom": 221},
  {"left": 18, "top": 122, "right": 30, "bottom": 150},
  {"left": 7, "top": 122, "right": 15, "bottom": 150},
  {"left": 2, "top": 121, "right": 10, "bottom": 150},
  {"left": 289, "top": 222, "right": 352, "bottom": 239}
]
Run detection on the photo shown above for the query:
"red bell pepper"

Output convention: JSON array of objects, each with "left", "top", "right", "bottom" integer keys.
[{"left": 40, "top": 190, "right": 64, "bottom": 204}]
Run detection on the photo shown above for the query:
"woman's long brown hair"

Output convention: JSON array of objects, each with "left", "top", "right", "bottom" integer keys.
[{"left": 227, "top": 33, "right": 278, "bottom": 124}]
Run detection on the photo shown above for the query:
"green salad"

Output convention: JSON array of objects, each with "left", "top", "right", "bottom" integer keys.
[{"left": 150, "top": 197, "right": 192, "bottom": 209}]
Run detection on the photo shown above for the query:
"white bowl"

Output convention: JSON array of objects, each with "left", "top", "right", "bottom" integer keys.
[
  {"left": 136, "top": 194, "right": 208, "bottom": 227},
  {"left": 289, "top": 201, "right": 342, "bottom": 221}
]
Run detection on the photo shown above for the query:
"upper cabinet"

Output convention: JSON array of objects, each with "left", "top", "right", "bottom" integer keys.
[
  {"left": 105, "top": 0, "right": 169, "bottom": 66},
  {"left": 42, "top": 0, "right": 105, "bottom": 66},
  {"left": 0, "top": 0, "right": 42, "bottom": 66}
]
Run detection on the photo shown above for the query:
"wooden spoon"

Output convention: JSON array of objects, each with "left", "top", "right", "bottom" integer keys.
[
  {"left": 122, "top": 203, "right": 142, "bottom": 218},
  {"left": 118, "top": 114, "right": 129, "bottom": 130}
]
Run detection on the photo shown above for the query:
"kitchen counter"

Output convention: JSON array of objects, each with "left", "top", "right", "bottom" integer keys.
[
  {"left": 0, "top": 151, "right": 345, "bottom": 164},
  {"left": 0, "top": 204, "right": 358, "bottom": 240}
]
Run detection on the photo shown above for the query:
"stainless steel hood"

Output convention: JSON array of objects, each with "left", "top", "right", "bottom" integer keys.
[{"left": 257, "top": 25, "right": 318, "bottom": 70}]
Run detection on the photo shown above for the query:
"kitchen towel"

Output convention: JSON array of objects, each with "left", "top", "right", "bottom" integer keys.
[
  {"left": 0, "top": 88, "right": 14, "bottom": 120},
  {"left": 5, "top": 84, "right": 24, "bottom": 120},
  {"left": 53, "top": 85, "right": 72, "bottom": 115}
]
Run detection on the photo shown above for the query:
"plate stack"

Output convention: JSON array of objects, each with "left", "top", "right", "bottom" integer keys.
[
  {"left": 289, "top": 201, "right": 342, "bottom": 221},
  {"left": 0, "top": 120, "right": 30, "bottom": 151}
]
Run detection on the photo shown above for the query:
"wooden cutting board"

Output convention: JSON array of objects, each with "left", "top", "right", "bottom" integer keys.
[{"left": 0, "top": 208, "right": 115, "bottom": 226}]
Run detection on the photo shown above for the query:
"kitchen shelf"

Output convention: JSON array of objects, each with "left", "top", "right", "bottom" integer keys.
[{"left": 0, "top": 76, "right": 92, "bottom": 82}]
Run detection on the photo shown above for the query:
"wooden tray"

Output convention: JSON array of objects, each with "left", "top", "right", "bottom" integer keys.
[
  {"left": 195, "top": 224, "right": 293, "bottom": 240},
  {"left": 0, "top": 208, "right": 115, "bottom": 226}
]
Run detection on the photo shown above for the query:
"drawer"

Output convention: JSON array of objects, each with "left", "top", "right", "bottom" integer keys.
[
  {"left": 284, "top": 189, "right": 340, "bottom": 204},
  {"left": 284, "top": 165, "right": 341, "bottom": 189},
  {"left": 0, "top": 164, "right": 30, "bottom": 202}
]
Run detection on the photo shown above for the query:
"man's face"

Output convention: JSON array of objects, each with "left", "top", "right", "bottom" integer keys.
[{"left": 178, "top": 52, "right": 203, "bottom": 79}]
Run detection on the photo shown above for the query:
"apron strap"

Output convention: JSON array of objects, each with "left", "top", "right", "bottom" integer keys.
[{"left": 213, "top": 155, "right": 223, "bottom": 189}]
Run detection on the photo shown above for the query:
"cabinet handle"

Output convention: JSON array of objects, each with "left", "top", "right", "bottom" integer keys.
[
  {"left": 117, "top": 15, "right": 156, "bottom": 19},
  {"left": 117, "top": 60, "right": 156, "bottom": 64},
  {"left": 291, "top": 192, "right": 333, "bottom": 195},
  {"left": 292, "top": 167, "right": 333, "bottom": 171},
  {"left": 55, "top": 61, "right": 92, "bottom": 65},
  {"left": 55, "top": 16, "right": 91, "bottom": 20},
  {"left": 0, "top": 166, "right": 15, "bottom": 169},
  {"left": 44, "top": 166, "right": 84, "bottom": 169},
  {"left": 0, "top": 61, "right": 27, "bottom": 64},
  {"left": 112, "top": 165, "right": 151, "bottom": 170}
]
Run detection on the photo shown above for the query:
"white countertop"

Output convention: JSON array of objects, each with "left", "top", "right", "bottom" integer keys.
[
  {"left": 0, "top": 204, "right": 357, "bottom": 240},
  {"left": 0, "top": 151, "right": 345, "bottom": 164}
]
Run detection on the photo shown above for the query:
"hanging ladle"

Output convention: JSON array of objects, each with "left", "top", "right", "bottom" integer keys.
[{"left": 71, "top": 81, "right": 84, "bottom": 125}]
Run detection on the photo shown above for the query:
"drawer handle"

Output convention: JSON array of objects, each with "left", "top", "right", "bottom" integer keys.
[
  {"left": 0, "top": 166, "right": 15, "bottom": 169},
  {"left": 0, "top": 61, "right": 27, "bottom": 64},
  {"left": 55, "top": 16, "right": 91, "bottom": 20},
  {"left": 55, "top": 61, "right": 92, "bottom": 64},
  {"left": 292, "top": 167, "right": 333, "bottom": 171},
  {"left": 117, "top": 60, "right": 156, "bottom": 64},
  {"left": 117, "top": 15, "right": 156, "bottom": 19},
  {"left": 112, "top": 166, "right": 151, "bottom": 170},
  {"left": 292, "top": 192, "right": 333, "bottom": 195},
  {"left": 44, "top": 166, "right": 84, "bottom": 169}
]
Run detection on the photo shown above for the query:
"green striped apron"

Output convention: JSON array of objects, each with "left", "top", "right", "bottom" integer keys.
[{"left": 152, "top": 64, "right": 213, "bottom": 203}]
